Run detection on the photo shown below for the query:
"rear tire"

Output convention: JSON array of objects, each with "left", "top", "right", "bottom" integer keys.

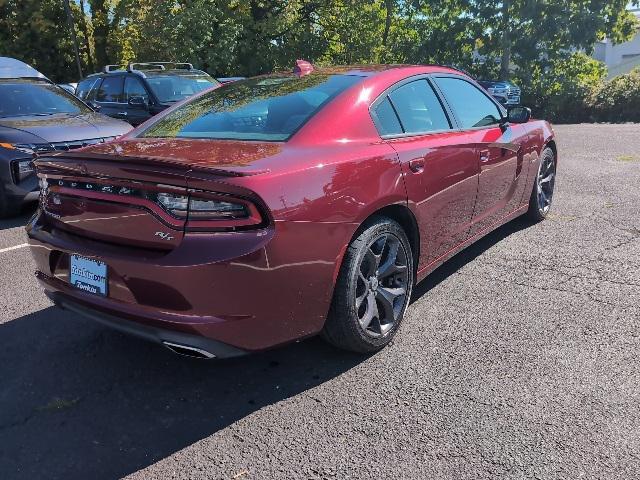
[
  {"left": 527, "top": 147, "right": 556, "bottom": 222},
  {"left": 322, "top": 216, "right": 414, "bottom": 353}
]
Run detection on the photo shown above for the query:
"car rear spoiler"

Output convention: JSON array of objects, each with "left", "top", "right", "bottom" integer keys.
[{"left": 33, "top": 151, "right": 269, "bottom": 177}]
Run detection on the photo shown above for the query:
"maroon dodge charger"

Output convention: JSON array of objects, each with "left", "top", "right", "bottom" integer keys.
[{"left": 27, "top": 64, "right": 556, "bottom": 358}]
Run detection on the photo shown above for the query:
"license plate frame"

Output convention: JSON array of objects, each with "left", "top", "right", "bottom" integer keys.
[{"left": 70, "top": 255, "right": 108, "bottom": 297}]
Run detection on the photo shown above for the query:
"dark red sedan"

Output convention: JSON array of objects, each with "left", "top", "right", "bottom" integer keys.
[{"left": 27, "top": 64, "right": 556, "bottom": 358}]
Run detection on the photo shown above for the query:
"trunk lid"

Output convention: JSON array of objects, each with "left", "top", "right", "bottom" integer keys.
[
  {"left": 36, "top": 155, "right": 190, "bottom": 250},
  {"left": 34, "top": 138, "right": 280, "bottom": 249}
]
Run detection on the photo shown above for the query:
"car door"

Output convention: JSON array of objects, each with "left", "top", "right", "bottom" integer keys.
[
  {"left": 433, "top": 75, "right": 528, "bottom": 236},
  {"left": 372, "top": 78, "right": 480, "bottom": 269},
  {"left": 93, "top": 75, "right": 128, "bottom": 122},
  {"left": 123, "top": 75, "right": 153, "bottom": 126}
]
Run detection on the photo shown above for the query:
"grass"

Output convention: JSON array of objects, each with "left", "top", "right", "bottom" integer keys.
[{"left": 617, "top": 155, "right": 640, "bottom": 162}]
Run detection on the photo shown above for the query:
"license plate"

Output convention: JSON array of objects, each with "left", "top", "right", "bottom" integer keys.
[{"left": 70, "top": 255, "right": 108, "bottom": 296}]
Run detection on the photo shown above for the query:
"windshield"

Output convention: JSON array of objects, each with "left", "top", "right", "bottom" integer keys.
[
  {"left": 145, "top": 74, "right": 219, "bottom": 103},
  {"left": 140, "top": 74, "right": 362, "bottom": 141},
  {"left": 0, "top": 80, "right": 90, "bottom": 118}
]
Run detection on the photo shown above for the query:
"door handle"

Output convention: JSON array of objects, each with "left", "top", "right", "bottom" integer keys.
[
  {"left": 479, "top": 149, "right": 490, "bottom": 162},
  {"left": 408, "top": 158, "right": 425, "bottom": 173},
  {"left": 117, "top": 111, "right": 128, "bottom": 117}
]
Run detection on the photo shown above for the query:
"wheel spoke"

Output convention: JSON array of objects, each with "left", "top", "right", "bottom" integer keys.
[
  {"left": 371, "top": 235, "right": 387, "bottom": 270},
  {"left": 359, "top": 292, "right": 378, "bottom": 330},
  {"left": 377, "top": 286, "right": 405, "bottom": 321},
  {"left": 539, "top": 189, "right": 549, "bottom": 206},
  {"left": 378, "top": 239, "right": 401, "bottom": 279},
  {"left": 356, "top": 291, "right": 367, "bottom": 309},
  {"left": 540, "top": 172, "right": 554, "bottom": 184},
  {"left": 363, "top": 249, "right": 377, "bottom": 277}
]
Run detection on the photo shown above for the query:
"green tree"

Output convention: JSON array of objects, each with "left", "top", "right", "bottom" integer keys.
[
  {"left": 0, "top": 0, "right": 87, "bottom": 81},
  {"left": 468, "top": 0, "right": 639, "bottom": 80}
]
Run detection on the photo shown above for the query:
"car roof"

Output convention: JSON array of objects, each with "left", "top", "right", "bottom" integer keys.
[
  {"left": 83, "top": 68, "right": 211, "bottom": 80},
  {"left": 0, "top": 57, "right": 48, "bottom": 80},
  {"left": 289, "top": 64, "right": 469, "bottom": 77}
]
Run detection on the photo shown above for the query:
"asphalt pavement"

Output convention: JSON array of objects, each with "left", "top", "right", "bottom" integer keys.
[{"left": 1, "top": 124, "right": 639, "bottom": 480}]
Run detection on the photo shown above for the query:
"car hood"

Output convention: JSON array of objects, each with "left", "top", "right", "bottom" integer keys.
[
  {"left": 73, "top": 137, "right": 287, "bottom": 176},
  {"left": 0, "top": 112, "right": 132, "bottom": 144}
]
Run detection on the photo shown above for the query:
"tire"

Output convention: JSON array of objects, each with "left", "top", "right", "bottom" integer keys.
[
  {"left": 322, "top": 216, "right": 414, "bottom": 353},
  {"left": 527, "top": 146, "right": 556, "bottom": 222}
]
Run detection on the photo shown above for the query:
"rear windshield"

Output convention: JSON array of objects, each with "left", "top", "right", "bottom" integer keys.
[
  {"left": 0, "top": 80, "right": 91, "bottom": 117},
  {"left": 139, "top": 74, "right": 362, "bottom": 141},
  {"left": 145, "top": 74, "right": 219, "bottom": 103}
]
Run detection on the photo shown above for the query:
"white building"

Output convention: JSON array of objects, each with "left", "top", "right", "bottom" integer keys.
[{"left": 593, "top": 8, "right": 640, "bottom": 78}]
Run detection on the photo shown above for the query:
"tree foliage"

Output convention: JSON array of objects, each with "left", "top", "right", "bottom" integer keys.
[{"left": 0, "top": 0, "right": 639, "bottom": 122}]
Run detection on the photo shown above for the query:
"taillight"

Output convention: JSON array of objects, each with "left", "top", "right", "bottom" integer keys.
[
  {"left": 42, "top": 178, "right": 266, "bottom": 232},
  {"left": 189, "top": 198, "right": 248, "bottom": 219},
  {"left": 157, "top": 193, "right": 189, "bottom": 218},
  {"left": 156, "top": 191, "right": 264, "bottom": 231}
]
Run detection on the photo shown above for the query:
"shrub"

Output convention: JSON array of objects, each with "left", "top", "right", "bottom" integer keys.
[
  {"left": 589, "top": 68, "right": 640, "bottom": 122},
  {"left": 516, "top": 53, "right": 606, "bottom": 123}
]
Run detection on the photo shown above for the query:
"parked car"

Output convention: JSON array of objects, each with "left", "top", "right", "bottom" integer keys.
[
  {"left": 0, "top": 57, "right": 132, "bottom": 218},
  {"left": 27, "top": 63, "right": 556, "bottom": 358},
  {"left": 477, "top": 79, "right": 521, "bottom": 105},
  {"left": 57, "top": 83, "right": 77, "bottom": 95},
  {"left": 75, "top": 62, "right": 220, "bottom": 126}
]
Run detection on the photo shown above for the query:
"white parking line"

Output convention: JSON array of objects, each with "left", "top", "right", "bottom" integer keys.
[{"left": 0, "top": 243, "right": 28, "bottom": 254}]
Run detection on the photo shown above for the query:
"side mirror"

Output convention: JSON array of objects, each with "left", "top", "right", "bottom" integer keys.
[
  {"left": 128, "top": 96, "right": 148, "bottom": 109},
  {"left": 506, "top": 106, "right": 531, "bottom": 124}
]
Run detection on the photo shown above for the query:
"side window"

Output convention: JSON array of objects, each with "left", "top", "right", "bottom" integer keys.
[
  {"left": 373, "top": 97, "right": 402, "bottom": 136},
  {"left": 124, "top": 76, "right": 149, "bottom": 102},
  {"left": 434, "top": 77, "right": 502, "bottom": 129},
  {"left": 388, "top": 80, "right": 451, "bottom": 134},
  {"left": 76, "top": 77, "right": 100, "bottom": 100},
  {"left": 95, "top": 76, "right": 124, "bottom": 103}
]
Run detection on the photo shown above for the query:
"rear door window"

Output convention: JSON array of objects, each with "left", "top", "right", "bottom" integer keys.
[
  {"left": 95, "top": 76, "right": 124, "bottom": 103},
  {"left": 124, "top": 76, "right": 149, "bottom": 102},
  {"left": 386, "top": 80, "right": 451, "bottom": 135},
  {"left": 434, "top": 77, "right": 503, "bottom": 129},
  {"left": 373, "top": 98, "right": 403, "bottom": 136}
]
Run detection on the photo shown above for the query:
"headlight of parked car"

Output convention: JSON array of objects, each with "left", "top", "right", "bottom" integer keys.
[
  {"left": 0, "top": 142, "right": 54, "bottom": 155},
  {"left": 12, "top": 159, "right": 35, "bottom": 182}
]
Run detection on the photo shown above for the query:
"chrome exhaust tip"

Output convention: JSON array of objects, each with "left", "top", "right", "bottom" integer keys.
[{"left": 162, "top": 341, "right": 216, "bottom": 359}]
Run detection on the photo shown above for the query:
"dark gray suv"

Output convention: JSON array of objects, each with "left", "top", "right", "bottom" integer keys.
[
  {"left": 76, "top": 62, "right": 220, "bottom": 126},
  {"left": 0, "top": 57, "right": 132, "bottom": 217}
]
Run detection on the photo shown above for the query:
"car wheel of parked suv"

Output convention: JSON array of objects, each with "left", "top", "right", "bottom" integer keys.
[
  {"left": 527, "top": 147, "right": 556, "bottom": 222},
  {"left": 322, "top": 217, "right": 414, "bottom": 353}
]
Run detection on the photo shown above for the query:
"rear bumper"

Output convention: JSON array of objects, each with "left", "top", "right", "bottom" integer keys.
[
  {"left": 45, "top": 290, "right": 246, "bottom": 358},
  {"left": 27, "top": 210, "right": 355, "bottom": 352}
]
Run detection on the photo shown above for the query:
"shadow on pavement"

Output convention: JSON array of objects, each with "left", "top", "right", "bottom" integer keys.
[
  {"left": 411, "top": 217, "right": 533, "bottom": 302},
  {"left": 0, "top": 204, "right": 37, "bottom": 231},
  {"left": 0, "top": 217, "right": 533, "bottom": 480},
  {"left": 0, "top": 309, "right": 366, "bottom": 479}
]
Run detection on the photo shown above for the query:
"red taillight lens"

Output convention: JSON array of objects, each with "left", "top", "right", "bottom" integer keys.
[
  {"left": 185, "top": 191, "right": 264, "bottom": 231},
  {"left": 188, "top": 197, "right": 249, "bottom": 220}
]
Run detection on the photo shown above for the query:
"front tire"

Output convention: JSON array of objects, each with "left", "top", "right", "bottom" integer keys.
[
  {"left": 322, "top": 216, "right": 414, "bottom": 353},
  {"left": 527, "top": 147, "right": 556, "bottom": 222}
]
